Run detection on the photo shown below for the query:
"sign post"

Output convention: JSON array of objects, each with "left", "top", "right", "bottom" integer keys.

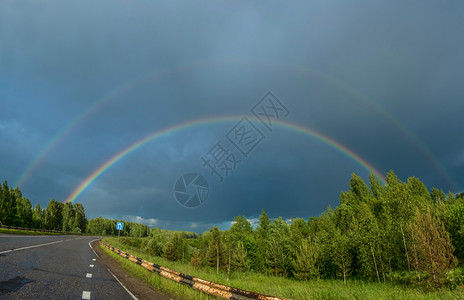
[{"left": 116, "top": 222, "right": 123, "bottom": 240}]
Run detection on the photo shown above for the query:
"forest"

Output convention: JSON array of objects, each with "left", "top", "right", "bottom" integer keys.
[
  {"left": 1, "top": 171, "right": 464, "bottom": 288},
  {"left": 0, "top": 181, "right": 86, "bottom": 232},
  {"left": 0, "top": 180, "right": 186, "bottom": 238},
  {"left": 0, "top": 180, "right": 150, "bottom": 236},
  {"left": 113, "top": 171, "right": 464, "bottom": 288}
]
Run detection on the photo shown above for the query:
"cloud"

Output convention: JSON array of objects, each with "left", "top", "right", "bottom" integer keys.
[
  {"left": 123, "top": 215, "right": 159, "bottom": 227},
  {"left": 1, "top": 1, "right": 463, "bottom": 232}
]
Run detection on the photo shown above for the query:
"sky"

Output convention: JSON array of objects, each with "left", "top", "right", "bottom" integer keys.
[{"left": 1, "top": 1, "right": 463, "bottom": 233}]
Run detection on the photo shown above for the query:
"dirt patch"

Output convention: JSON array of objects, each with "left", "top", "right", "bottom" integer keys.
[{"left": 91, "top": 240, "right": 173, "bottom": 300}]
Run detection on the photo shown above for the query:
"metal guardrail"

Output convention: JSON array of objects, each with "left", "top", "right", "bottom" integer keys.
[
  {"left": 0, "top": 224, "right": 83, "bottom": 235},
  {"left": 100, "top": 241, "right": 287, "bottom": 300}
]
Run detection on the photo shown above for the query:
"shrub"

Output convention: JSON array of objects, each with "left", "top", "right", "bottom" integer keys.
[{"left": 446, "top": 267, "right": 464, "bottom": 290}]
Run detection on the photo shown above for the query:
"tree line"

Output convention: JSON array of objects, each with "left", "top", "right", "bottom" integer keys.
[
  {"left": 87, "top": 216, "right": 151, "bottom": 237},
  {"left": 0, "top": 180, "right": 196, "bottom": 238},
  {"left": 137, "top": 171, "right": 464, "bottom": 284},
  {"left": 0, "top": 180, "right": 158, "bottom": 237},
  {"left": 0, "top": 181, "right": 87, "bottom": 232},
  {"left": 86, "top": 217, "right": 199, "bottom": 239}
]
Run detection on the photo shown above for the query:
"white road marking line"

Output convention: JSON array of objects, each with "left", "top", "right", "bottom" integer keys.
[
  {"left": 107, "top": 268, "right": 138, "bottom": 300},
  {"left": 82, "top": 290, "right": 91, "bottom": 299},
  {"left": 0, "top": 240, "right": 64, "bottom": 254},
  {"left": 88, "top": 239, "right": 100, "bottom": 258},
  {"left": 86, "top": 273, "right": 92, "bottom": 278},
  {"left": 89, "top": 264, "right": 94, "bottom": 267},
  {"left": 92, "top": 258, "right": 96, "bottom": 261}
]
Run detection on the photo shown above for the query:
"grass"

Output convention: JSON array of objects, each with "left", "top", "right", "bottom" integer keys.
[
  {"left": 0, "top": 228, "right": 66, "bottom": 235},
  {"left": 103, "top": 237, "right": 464, "bottom": 300}
]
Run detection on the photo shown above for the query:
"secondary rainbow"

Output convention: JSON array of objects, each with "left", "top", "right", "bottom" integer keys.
[
  {"left": 15, "top": 59, "right": 237, "bottom": 188},
  {"left": 19, "top": 57, "right": 457, "bottom": 191},
  {"left": 64, "top": 116, "right": 386, "bottom": 204}
]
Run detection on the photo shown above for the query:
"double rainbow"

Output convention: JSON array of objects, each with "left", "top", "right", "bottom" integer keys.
[
  {"left": 64, "top": 116, "right": 386, "bottom": 204},
  {"left": 15, "top": 58, "right": 459, "bottom": 194}
]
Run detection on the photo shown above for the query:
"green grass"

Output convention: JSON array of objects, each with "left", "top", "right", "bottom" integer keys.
[
  {"left": 103, "top": 237, "right": 464, "bottom": 300},
  {"left": 0, "top": 227, "right": 90, "bottom": 236},
  {"left": 0, "top": 228, "right": 66, "bottom": 235}
]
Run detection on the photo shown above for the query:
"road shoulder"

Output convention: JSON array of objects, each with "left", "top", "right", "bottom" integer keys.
[{"left": 91, "top": 240, "right": 172, "bottom": 300}]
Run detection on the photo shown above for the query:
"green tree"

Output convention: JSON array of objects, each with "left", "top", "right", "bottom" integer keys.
[
  {"left": 384, "top": 171, "right": 415, "bottom": 280},
  {"left": 331, "top": 227, "right": 352, "bottom": 284},
  {"left": 0, "top": 183, "right": 3, "bottom": 225},
  {"left": 448, "top": 202, "right": 464, "bottom": 260},
  {"left": 266, "top": 217, "right": 292, "bottom": 277},
  {"left": 290, "top": 218, "right": 310, "bottom": 243},
  {"left": 229, "top": 216, "right": 257, "bottom": 271},
  {"left": 73, "top": 203, "right": 87, "bottom": 232},
  {"left": 229, "top": 216, "right": 253, "bottom": 241},
  {"left": 145, "top": 234, "right": 166, "bottom": 257},
  {"left": 44, "top": 199, "right": 63, "bottom": 230},
  {"left": 32, "top": 203, "right": 44, "bottom": 229},
  {"left": 224, "top": 231, "right": 233, "bottom": 280},
  {"left": 234, "top": 240, "right": 250, "bottom": 272},
  {"left": 349, "top": 173, "right": 369, "bottom": 202},
  {"left": 62, "top": 202, "right": 75, "bottom": 232},
  {"left": 178, "top": 234, "right": 189, "bottom": 264},
  {"left": 369, "top": 172, "right": 384, "bottom": 199},
  {"left": 190, "top": 248, "right": 203, "bottom": 268},
  {"left": 163, "top": 233, "right": 180, "bottom": 261},
  {"left": 0, "top": 181, "right": 16, "bottom": 225},
  {"left": 314, "top": 207, "right": 337, "bottom": 278},
  {"left": 257, "top": 209, "right": 271, "bottom": 235},
  {"left": 206, "top": 227, "right": 223, "bottom": 274},
  {"left": 293, "top": 238, "right": 319, "bottom": 280},
  {"left": 15, "top": 197, "right": 33, "bottom": 227},
  {"left": 376, "top": 206, "right": 397, "bottom": 282},
  {"left": 255, "top": 209, "right": 271, "bottom": 272},
  {"left": 354, "top": 202, "right": 384, "bottom": 282},
  {"left": 431, "top": 188, "right": 447, "bottom": 204}
]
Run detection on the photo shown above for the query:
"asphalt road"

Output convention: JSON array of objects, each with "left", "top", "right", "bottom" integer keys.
[{"left": 0, "top": 234, "right": 136, "bottom": 299}]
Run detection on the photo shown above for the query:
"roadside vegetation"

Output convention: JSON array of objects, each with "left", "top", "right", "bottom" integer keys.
[
  {"left": 0, "top": 180, "right": 87, "bottom": 233},
  {"left": 0, "top": 227, "right": 63, "bottom": 235},
  {"left": 101, "top": 171, "right": 464, "bottom": 299},
  {"left": 102, "top": 235, "right": 463, "bottom": 300}
]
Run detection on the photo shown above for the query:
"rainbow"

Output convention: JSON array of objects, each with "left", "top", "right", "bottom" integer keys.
[
  {"left": 15, "top": 59, "right": 238, "bottom": 188},
  {"left": 64, "top": 116, "right": 386, "bottom": 204},
  {"left": 17, "top": 58, "right": 459, "bottom": 191}
]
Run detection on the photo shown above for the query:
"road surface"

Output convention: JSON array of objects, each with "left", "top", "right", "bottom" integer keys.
[{"left": 0, "top": 234, "right": 167, "bottom": 299}]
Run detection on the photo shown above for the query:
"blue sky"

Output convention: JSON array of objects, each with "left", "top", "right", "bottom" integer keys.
[{"left": 1, "top": 1, "right": 463, "bottom": 232}]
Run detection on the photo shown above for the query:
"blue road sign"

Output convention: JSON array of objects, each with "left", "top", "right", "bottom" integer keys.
[{"left": 116, "top": 222, "right": 123, "bottom": 230}]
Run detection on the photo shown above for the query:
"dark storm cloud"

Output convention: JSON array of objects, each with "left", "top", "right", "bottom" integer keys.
[{"left": 1, "top": 1, "right": 463, "bottom": 232}]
